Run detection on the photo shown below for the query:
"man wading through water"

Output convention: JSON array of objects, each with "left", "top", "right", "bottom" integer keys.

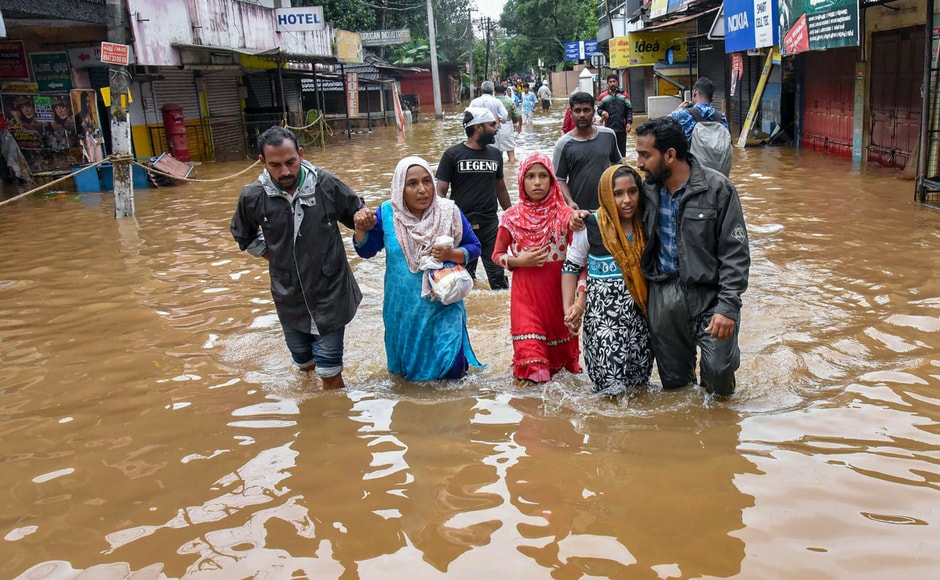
[{"left": 231, "top": 126, "right": 374, "bottom": 389}]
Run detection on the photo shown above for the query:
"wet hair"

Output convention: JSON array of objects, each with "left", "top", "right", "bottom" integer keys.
[
  {"left": 463, "top": 110, "right": 477, "bottom": 138},
  {"left": 693, "top": 77, "right": 716, "bottom": 101},
  {"left": 494, "top": 84, "right": 506, "bottom": 95},
  {"left": 635, "top": 116, "right": 688, "bottom": 161},
  {"left": 258, "top": 125, "right": 300, "bottom": 156},
  {"left": 607, "top": 74, "right": 618, "bottom": 82},
  {"left": 569, "top": 91, "right": 595, "bottom": 109}
]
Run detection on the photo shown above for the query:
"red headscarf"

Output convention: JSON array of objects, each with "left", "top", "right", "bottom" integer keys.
[{"left": 500, "top": 152, "right": 573, "bottom": 251}]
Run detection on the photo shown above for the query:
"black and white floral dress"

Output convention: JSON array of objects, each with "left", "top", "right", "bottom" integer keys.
[{"left": 563, "top": 216, "right": 653, "bottom": 395}]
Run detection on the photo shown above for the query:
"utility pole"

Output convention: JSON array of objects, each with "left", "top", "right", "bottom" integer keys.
[
  {"left": 106, "top": 0, "right": 134, "bottom": 218},
  {"left": 467, "top": 8, "right": 474, "bottom": 99},
  {"left": 483, "top": 17, "right": 491, "bottom": 81},
  {"left": 426, "top": 0, "right": 443, "bottom": 118}
]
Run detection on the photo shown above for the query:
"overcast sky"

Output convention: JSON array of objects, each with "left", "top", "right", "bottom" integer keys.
[{"left": 474, "top": 0, "right": 505, "bottom": 21}]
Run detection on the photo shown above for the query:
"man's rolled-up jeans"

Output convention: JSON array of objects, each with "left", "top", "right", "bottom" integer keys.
[
  {"left": 280, "top": 323, "right": 345, "bottom": 378},
  {"left": 648, "top": 278, "right": 739, "bottom": 396}
]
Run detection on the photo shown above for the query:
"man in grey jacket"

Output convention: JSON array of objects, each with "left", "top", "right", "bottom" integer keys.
[
  {"left": 635, "top": 116, "right": 749, "bottom": 396},
  {"left": 231, "top": 126, "right": 374, "bottom": 389}
]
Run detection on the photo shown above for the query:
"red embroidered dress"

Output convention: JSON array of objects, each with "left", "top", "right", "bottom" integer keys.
[{"left": 492, "top": 153, "right": 581, "bottom": 382}]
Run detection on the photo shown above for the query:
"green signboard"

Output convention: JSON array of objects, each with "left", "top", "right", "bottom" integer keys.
[
  {"left": 779, "top": 0, "right": 859, "bottom": 56},
  {"left": 29, "top": 52, "right": 72, "bottom": 92}
]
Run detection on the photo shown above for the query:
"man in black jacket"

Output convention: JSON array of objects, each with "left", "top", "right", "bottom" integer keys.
[
  {"left": 635, "top": 117, "right": 750, "bottom": 397},
  {"left": 231, "top": 126, "right": 373, "bottom": 389}
]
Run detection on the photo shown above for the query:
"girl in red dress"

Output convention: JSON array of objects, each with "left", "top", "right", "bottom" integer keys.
[{"left": 492, "top": 152, "right": 581, "bottom": 384}]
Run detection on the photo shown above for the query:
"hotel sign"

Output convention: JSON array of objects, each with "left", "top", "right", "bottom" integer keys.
[{"left": 275, "top": 6, "right": 325, "bottom": 32}]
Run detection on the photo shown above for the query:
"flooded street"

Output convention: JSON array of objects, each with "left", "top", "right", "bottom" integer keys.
[{"left": 2, "top": 106, "right": 939, "bottom": 578}]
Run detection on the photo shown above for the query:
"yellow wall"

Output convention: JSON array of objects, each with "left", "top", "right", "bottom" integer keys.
[{"left": 133, "top": 125, "right": 153, "bottom": 157}]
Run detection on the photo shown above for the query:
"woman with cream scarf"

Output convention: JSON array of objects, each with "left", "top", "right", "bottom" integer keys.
[
  {"left": 355, "top": 156, "right": 482, "bottom": 381},
  {"left": 562, "top": 164, "right": 653, "bottom": 395}
]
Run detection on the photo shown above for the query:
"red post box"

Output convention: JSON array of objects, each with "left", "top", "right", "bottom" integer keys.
[{"left": 161, "top": 104, "right": 190, "bottom": 162}]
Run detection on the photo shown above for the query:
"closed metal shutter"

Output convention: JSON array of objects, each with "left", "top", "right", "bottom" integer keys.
[
  {"left": 802, "top": 48, "right": 854, "bottom": 157},
  {"left": 204, "top": 71, "right": 246, "bottom": 161},
  {"left": 245, "top": 73, "right": 275, "bottom": 109},
  {"left": 281, "top": 77, "right": 303, "bottom": 128},
  {"left": 153, "top": 69, "right": 200, "bottom": 119},
  {"left": 730, "top": 53, "right": 761, "bottom": 137},
  {"left": 152, "top": 69, "right": 205, "bottom": 160}
]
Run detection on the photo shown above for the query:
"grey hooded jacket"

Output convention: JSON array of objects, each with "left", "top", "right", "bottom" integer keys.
[
  {"left": 231, "top": 161, "right": 365, "bottom": 335},
  {"left": 640, "top": 155, "right": 750, "bottom": 321}
]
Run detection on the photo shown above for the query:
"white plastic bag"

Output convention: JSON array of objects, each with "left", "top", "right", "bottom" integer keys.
[{"left": 423, "top": 235, "right": 473, "bottom": 305}]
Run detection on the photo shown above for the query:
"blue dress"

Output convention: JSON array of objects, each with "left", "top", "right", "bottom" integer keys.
[{"left": 356, "top": 201, "right": 482, "bottom": 380}]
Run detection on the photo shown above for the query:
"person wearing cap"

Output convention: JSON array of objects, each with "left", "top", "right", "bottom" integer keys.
[
  {"left": 494, "top": 83, "right": 520, "bottom": 164},
  {"left": 51, "top": 96, "right": 75, "bottom": 133},
  {"left": 12, "top": 95, "right": 43, "bottom": 132},
  {"left": 436, "top": 107, "right": 512, "bottom": 290},
  {"left": 47, "top": 95, "right": 76, "bottom": 150}
]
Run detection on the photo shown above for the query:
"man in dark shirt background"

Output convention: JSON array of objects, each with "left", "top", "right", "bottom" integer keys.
[
  {"left": 436, "top": 107, "right": 513, "bottom": 290},
  {"left": 597, "top": 74, "right": 633, "bottom": 160}
]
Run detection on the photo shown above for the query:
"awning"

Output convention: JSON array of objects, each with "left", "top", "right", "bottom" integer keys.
[
  {"left": 173, "top": 43, "right": 336, "bottom": 67},
  {"left": 644, "top": 5, "right": 720, "bottom": 31}
]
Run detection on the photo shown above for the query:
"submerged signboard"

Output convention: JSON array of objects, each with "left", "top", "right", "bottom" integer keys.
[{"left": 779, "top": 0, "right": 858, "bottom": 55}]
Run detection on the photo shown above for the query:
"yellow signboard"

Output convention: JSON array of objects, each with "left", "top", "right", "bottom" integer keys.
[
  {"left": 610, "top": 32, "right": 688, "bottom": 68},
  {"left": 336, "top": 30, "right": 363, "bottom": 64}
]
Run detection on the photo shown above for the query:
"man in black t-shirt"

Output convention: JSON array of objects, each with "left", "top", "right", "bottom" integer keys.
[{"left": 436, "top": 107, "right": 512, "bottom": 290}]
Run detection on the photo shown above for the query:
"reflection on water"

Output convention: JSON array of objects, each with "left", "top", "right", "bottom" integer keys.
[{"left": 1, "top": 106, "right": 939, "bottom": 578}]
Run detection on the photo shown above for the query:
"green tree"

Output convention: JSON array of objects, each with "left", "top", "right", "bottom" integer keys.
[
  {"left": 296, "top": 0, "right": 473, "bottom": 64},
  {"left": 301, "top": 0, "right": 377, "bottom": 32},
  {"left": 499, "top": 0, "right": 597, "bottom": 69}
]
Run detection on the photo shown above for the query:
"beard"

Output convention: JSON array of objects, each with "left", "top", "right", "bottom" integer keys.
[
  {"left": 642, "top": 165, "right": 669, "bottom": 186},
  {"left": 480, "top": 129, "right": 497, "bottom": 146}
]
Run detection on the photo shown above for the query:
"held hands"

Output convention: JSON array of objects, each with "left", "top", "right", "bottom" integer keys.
[
  {"left": 569, "top": 210, "right": 589, "bottom": 232},
  {"left": 354, "top": 208, "right": 376, "bottom": 233},
  {"left": 431, "top": 244, "right": 461, "bottom": 264},
  {"left": 564, "top": 302, "right": 584, "bottom": 334},
  {"left": 705, "top": 313, "right": 735, "bottom": 340},
  {"left": 514, "top": 246, "right": 551, "bottom": 268}
]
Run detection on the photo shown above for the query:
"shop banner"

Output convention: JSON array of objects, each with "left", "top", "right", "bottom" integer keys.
[
  {"left": 1, "top": 92, "right": 81, "bottom": 150},
  {"left": 2, "top": 94, "right": 43, "bottom": 149},
  {"left": 346, "top": 72, "right": 359, "bottom": 119},
  {"left": 724, "top": 0, "right": 779, "bottom": 53},
  {"left": 29, "top": 52, "right": 73, "bottom": 92},
  {"left": 360, "top": 29, "right": 411, "bottom": 47},
  {"left": 610, "top": 32, "right": 688, "bottom": 68},
  {"left": 336, "top": 30, "right": 363, "bottom": 64},
  {"left": 779, "top": 0, "right": 859, "bottom": 56},
  {"left": 650, "top": 0, "right": 669, "bottom": 19},
  {"left": 0, "top": 40, "right": 30, "bottom": 80},
  {"left": 72, "top": 89, "right": 105, "bottom": 161}
]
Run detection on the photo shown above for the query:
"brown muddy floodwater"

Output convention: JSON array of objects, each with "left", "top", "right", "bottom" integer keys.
[{"left": 1, "top": 106, "right": 939, "bottom": 579}]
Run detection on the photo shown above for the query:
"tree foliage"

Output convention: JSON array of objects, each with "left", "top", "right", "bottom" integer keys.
[
  {"left": 295, "top": 0, "right": 473, "bottom": 64},
  {"left": 499, "top": 0, "right": 597, "bottom": 69}
]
